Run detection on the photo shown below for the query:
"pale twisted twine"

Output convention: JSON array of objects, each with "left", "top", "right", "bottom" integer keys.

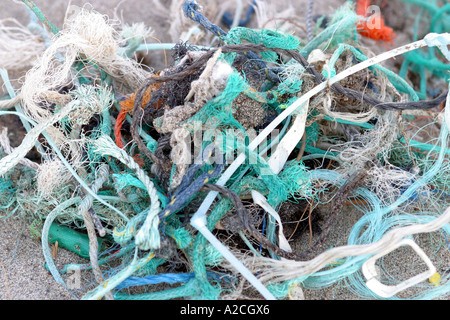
[
  {"left": 83, "top": 249, "right": 155, "bottom": 300},
  {"left": 92, "top": 135, "right": 162, "bottom": 250},
  {"left": 0, "top": 127, "right": 39, "bottom": 170},
  {"left": 0, "top": 94, "right": 22, "bottom": 110},
  {"left": 78, "top": 163, "right": 113, "bottom": 300},
  {"left": 0, "top": 100, "right": 80, "bottom": 177}
]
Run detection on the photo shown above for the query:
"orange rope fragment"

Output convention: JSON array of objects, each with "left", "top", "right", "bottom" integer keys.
[
  {"left": 114, "top": 109, "right": 128, "bottom": 149},
  {"left": 356, "top": 0, "right": 396, "bottom": 44},
  {"left": 114, "top": 77, "right": 163, "bottom": 149}
]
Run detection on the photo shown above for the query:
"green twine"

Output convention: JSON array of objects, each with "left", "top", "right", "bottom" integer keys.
[
  {"left": 301, "top": 4, "right": 359, "bottom": 58},
  {"left": 165, "top": 226, "right": 193, "bottom": 250},
  {"left": 21, "top": 0, "right": 59, "bottom": 35},
  {"left": 0, "top": 175, "right": 16, "bottom": 207},
  {"left": 397, "top": 1, "right": 450, "bottom": 98},
  {"left": 223, "top": 27, "right": 301, "bottom": 62},
  {"left": 41, "top": 197, "right": 82, "bottom": 286},
  {"left": 189, "top": 199, "right": 234, "bottom": 299},
  {"left": 113, "top": 173, "right": 147, "bottom": 191},
  {"left": 323, "top": 114, "right": 375, "bottom": 130}
]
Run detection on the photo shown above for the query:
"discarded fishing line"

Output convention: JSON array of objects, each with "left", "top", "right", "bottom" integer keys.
[{"left": 0, "top": 0, "right": 450, "bottom": 300}]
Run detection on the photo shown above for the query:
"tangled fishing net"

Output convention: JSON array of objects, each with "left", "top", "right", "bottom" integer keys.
[{"left": 0, "top": 0, "right": 449, "bottom": 300}]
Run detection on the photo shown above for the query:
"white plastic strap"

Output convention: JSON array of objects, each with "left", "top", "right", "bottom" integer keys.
[
  {"left": 190, "top": 216, "right": 276, "bottom": 300},
  {"left": 251, "top": 190, "right": 292, "bottom": 252},
  {"left": 267, "top": 100, "right": 309, "bottom": 175},
  {"left": 362, "top": 238, "right": 437, "bottom": 298},
  {"left": 424, "top": 33, "right": 450, "bottom": 61}
]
